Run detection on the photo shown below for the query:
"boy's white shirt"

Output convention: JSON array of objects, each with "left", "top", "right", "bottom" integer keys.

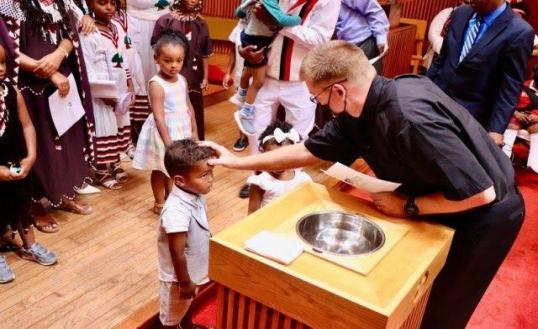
[{"left": 158, "top": 185, "right": 211, "bottom": 285}]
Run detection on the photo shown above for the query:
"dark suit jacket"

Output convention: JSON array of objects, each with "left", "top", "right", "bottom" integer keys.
[{"left": 427, "top": 5, "right": 534, "bottom": 134}]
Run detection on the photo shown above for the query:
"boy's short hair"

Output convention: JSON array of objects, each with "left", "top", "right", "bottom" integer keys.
[{"left": 164, "top": 139, "right": 215, "bottom": 176}]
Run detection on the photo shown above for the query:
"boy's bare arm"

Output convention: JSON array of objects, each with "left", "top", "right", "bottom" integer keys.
[{"left": 168, "top": 232, "right": 196, "bottom": 299}]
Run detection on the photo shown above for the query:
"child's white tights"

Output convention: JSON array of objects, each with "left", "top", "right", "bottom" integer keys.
[
  {"left": 502, "top": 129, "right": 518, "bottom": 158},
  {"left": 529, "top": 133, "right": 538, "bottom": 173}
]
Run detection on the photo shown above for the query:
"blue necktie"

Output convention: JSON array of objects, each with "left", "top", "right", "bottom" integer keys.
[{"left": 459, "top": 16, "right": 484, "bottom": 63}]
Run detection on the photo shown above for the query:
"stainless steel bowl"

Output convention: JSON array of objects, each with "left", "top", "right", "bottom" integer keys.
[{"left": 296, "top": 211, "right": 385, "bottom": 256}]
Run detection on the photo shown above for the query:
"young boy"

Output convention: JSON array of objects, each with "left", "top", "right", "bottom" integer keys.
[{"left": 159, "top": 139, "right": 215, "bottom": 328}]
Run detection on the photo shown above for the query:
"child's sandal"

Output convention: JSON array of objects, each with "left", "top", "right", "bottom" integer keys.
[
  {"left": 95, "top": 169, "right": 122, "bottom": 190},
  {"left": 153, "top": 203, "right": 165, "bottom": 215},
  {"left": 112, "top": 163, "right": 128, "bottom": 184}
]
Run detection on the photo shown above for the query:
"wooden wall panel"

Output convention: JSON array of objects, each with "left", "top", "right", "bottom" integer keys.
[
  {"left": 383, "top": 24, "right": 417, "bottom": 78},
  {"left": 202, "top": 0, "right": 241, "bottom": 19},
  {"left": 402, "top": 0, "right": 459, "bottom": 27}
]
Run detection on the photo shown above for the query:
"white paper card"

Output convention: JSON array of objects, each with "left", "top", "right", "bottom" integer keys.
[
  {"left": 244, "top": 230, "right": 303, "bottom": 265},
  {"left": 89, "top": 79, "right": 119, "bottom": 99},
  {"left": 48, "top": 74, "right": 85, "bottom": 137},
  {"left": 323, "top": 162, "right": 401, "bottom": 193},
  {"left": 369, "top": 43, "right": 389, "bottom": 65}
]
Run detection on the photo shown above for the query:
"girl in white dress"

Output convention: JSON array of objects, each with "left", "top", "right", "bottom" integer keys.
[
  {"left": 132, "top": 30, "right": 198, "bottom": 214},
  {"left": 247, "top": 120, "right": 312, "bottom": 214},
  {"left": 81, "top": 0, "right": 135, "bottom": 188}
]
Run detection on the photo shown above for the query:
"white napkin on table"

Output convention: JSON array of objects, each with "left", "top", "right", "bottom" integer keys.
[{"left": 244, "top": 230, "right": 303, "bottom": 265}]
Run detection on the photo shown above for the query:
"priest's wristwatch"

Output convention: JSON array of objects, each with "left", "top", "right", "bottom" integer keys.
[{"left": 404, "top": 196, "right": 419, "bottom": 217}]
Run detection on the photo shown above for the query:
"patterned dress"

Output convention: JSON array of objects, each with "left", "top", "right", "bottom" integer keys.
[
  {"left": 152, "top": 13, "right": 212, "bottom": 140},
  {"left": 132, "top": 74, "right": 192, "bottom": 174},
  {"left": 80, "top": 20, "right": 131, "bottom": 165},
  {"left": 114, "top": 10, "right": 151, "bottom": 145},
  {"left": 14, "top": 3, "right": 95, "bottom": 206}
]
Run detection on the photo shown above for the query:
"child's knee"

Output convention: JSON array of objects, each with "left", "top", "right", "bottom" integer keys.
[{"left": 528, "top": 124, "right": 538, "bottom": 134}]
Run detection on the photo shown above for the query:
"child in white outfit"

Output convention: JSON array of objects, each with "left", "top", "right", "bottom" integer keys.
[
  {"left": 158, "top": 139, "right": 215, "bottom": 328},
  {"left": 247, "top": 120, "right": 312, "bottom": 214}
]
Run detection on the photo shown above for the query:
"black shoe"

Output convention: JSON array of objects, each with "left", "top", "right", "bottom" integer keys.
[
  {"left": 239, "top": 184, "right": 250, "bottom": 198},
  {"left": 233, "top": 137, "right": 249, "bottom": 152}
]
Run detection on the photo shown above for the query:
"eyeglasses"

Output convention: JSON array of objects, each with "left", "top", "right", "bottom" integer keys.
[{"left": 309, "top": 79, "right": 347, "bottom": 104}]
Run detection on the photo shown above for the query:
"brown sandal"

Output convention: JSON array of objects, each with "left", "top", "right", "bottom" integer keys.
[
  {"left": 56, "top": 197, "right": 93, "bottom": 215},
  {"left": 34, "top": 214, "right": 59, "bottom": 233}
]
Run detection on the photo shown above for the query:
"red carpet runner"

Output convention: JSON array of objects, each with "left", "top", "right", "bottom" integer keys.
[{"left": 193, "top": 165, "right": 538, "bottom": 328}]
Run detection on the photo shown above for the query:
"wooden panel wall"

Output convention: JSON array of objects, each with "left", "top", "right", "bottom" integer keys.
[
  {"left": 383, "top": 24, "right": 417, "bottom": 78},
  {"left": 202, "top": 0, "right": 241, "bottom": 18},
  {"left": 402, "top": 0, "right": 459, "bottom": 28}
]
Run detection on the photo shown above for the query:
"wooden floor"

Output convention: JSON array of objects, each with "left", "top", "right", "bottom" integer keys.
[{"left": 0, "top": 98, "right": 331, "bottom": 328}]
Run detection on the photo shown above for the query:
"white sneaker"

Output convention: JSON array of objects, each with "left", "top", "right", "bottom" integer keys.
[
  {"left": 74, "top": 184, "right": 101, "bottom": 195},
  {"left": 234, "top": 111, "right": 256, "bottom": 136},
  {"left": 229, "top": 93, "right": 246, "bottom": 106}
]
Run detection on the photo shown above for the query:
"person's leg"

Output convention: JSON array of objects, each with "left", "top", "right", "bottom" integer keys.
[
  {"left": 95, "top": 162, "right": 122, "bottom": 189},
  {"left": 32, "top": 200, "right": 59, "bottom": 233},
  {"left": 230, "top": 69, "right": 252, "bottom": 107},
  {"left": 160, "top": 281, "right": 191, "bottom": 328},
  {"left": 421, "top": 191, "right": 525, "bottom": 329},
  {"left": 502, "top": 123, "right": 520, "bottom": 158},
  {"left": 151, "top": 170, "right": 166, "bottom": 214},
  {"left": 18, "top": 223, "right": 58, "bottom": 266},
  {"left": 251, "top": 78, "right": 280, "bottom": 154},
  {"left": 527, "top": 123, "right": 538, "bottom": 172},
  {"left": 189, "top": 92, "right": 205, "bottom": 141},
  {"left": 279, "top": 81, "right": 317, "bottom": 140},
  {"left": 236, "top": 67, "right": 267, "bottom": 135}
]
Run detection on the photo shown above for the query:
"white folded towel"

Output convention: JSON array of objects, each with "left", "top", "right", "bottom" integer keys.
[{"left": 244, "top": 230, "right": 303, "bottom": 265}]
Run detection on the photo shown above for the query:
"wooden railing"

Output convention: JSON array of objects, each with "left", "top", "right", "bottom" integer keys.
[{"left": 402, "top": 0, "right": 459, "bottom": 31}]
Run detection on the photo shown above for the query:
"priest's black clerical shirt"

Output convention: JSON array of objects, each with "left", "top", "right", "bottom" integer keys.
[{"left": 305, "top": 75, "right": 517, "bottom": 218}]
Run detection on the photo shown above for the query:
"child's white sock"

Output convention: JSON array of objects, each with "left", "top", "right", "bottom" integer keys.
[
  {"left": 241, "top": 103, "right": 255, "bottom": 117},
  {"left": 502, "top": 129, "right": 518, "bottom": 158},
  {"left": 238, "top": 87, "right": 248, "bottom": 97},
  {"left": 528, "top": 133, "right": 538, "bottom": 173}
]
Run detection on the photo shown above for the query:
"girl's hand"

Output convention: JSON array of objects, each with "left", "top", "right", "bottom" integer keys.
[
  {"left": 514, "top": 111, "right": 527, "bottom": 123},
  {"left": 527, "top": 113, "right": 538, "bottom": 124},
  {"left": 0, "top": 166, "right": 17, "bottom": 181},
  {"left": 15, "top": 157, "right": 35, "bottom": 180},
  {"left": 200, "top": 78, "right": 209, "bottom": 91},
  {"left": 34, "top": 50, "right": 65, "bottom": 78},
  {"left": 127, "top": 82, "right": 136, "bottom": 106},
  {"left": 101, "top": 98, "right": 118, "bottom": 107},
  {"left": 50, "top": 72, "right": 70, "bottom": 97},
  {"left": 222, "top": 74, "right": 231, "bottom": 89},
  {"left": 79, "top": 15, "right": 96, "bottom": 35}
]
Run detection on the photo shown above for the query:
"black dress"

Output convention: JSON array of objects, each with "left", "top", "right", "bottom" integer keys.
[{"left": 0, "top": 81, "right": 32, "bottom": 236}]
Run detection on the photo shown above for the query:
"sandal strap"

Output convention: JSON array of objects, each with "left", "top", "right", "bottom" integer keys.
[{"left": 95, "top": 169, "right": 121, "bottom": 188}]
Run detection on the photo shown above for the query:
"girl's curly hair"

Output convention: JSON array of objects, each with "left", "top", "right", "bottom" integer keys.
[{"left": 153, "top": 28, "right": 190, "bottom": 65}]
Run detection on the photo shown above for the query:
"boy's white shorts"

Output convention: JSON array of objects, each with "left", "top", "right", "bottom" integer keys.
[{"left": 159, "top": 281, "right": 192, "bottom": 326}]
